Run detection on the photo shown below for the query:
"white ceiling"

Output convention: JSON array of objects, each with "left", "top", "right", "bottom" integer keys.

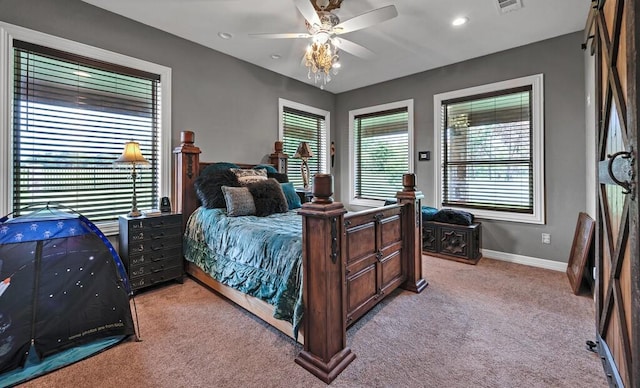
[{"left": 81, "top": 0, "right": 591, "bottom": 94}]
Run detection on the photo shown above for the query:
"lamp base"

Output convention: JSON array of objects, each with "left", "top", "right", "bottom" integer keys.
[{"left": 127, "top": 209, "right": 143, "bottom": 218}]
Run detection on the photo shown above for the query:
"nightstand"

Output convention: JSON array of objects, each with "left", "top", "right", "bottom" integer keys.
[
  {"left": 118, "top": 212, "right": 183, "bottom": 292},
  {"left": 295, "top": 188, "right": 313, "bottom": 203}
]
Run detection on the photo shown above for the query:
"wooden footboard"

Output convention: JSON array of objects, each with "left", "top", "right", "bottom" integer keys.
[
  {"left": 173, "top": 131, "right": 425, "bottom": 383},
  {"left": 343, "top": 205, "right": 406, "bottom": 326}
]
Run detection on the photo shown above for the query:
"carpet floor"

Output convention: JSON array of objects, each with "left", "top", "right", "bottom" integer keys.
[{"left": 17, "top": 255, "right": 607, "bottom": 387}]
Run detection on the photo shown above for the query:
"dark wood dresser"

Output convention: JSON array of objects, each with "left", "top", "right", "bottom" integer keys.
[{"left": 118, "top": 212, "right": 183, "bottom": 292}]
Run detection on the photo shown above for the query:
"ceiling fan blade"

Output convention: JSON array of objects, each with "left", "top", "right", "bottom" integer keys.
[
  {"left": 249, "top": 32, "right": 311, "bottom": 39},
  {"left": 333, "top": 5, "right": 398, "bottom": 34},
  {"left": 332, "top": 38, "right": 374, "bottom": 59},
  {"left": 294, "top": 0, "right": 321, "bottom": 27}
]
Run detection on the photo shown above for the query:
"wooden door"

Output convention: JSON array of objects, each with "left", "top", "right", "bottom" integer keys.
[{"left": 591, "top": 1, "right": 640, "bottom": 387}]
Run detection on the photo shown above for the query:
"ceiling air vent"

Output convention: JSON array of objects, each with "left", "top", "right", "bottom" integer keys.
[{"left": 496, "top": 0, "right": 523, "bottom": 14}]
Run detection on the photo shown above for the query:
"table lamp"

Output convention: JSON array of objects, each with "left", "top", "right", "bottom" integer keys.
[
  {"left": 294, "top": 142, "right": 314, "bottom": 189},
  {"left": 114, "top": 141, "right": 150, "bottom": 217}
]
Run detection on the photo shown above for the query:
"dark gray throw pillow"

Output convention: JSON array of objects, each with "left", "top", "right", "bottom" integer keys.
[
  {"left": 194, "top": 169, "right": 240, "bottom": 208},
  {"left": 248, "top": 178, "right": 288, "bottom": 216},
  {"left": 432, "top": 209, "right": 474, "bottom": 226}
]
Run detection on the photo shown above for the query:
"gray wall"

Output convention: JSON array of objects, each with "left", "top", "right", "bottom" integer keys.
[
  {"left": 335, "top": 32, "right": 587, "bottom": 263},
  {"left": 0, "top": 0, "right": 335, "bottom": 164},
  {"left": 1, "top": 0, "right": 587, "bottom": 263}
]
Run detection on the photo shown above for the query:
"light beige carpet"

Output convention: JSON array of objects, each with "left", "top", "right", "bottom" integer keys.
[{"left": 17, "top": 256, "right": 606, "bottom": 387}]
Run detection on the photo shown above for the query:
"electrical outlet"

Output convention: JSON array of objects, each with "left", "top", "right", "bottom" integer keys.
[{"left": 541, "top": 233, "right": 551, "bottom": 244}]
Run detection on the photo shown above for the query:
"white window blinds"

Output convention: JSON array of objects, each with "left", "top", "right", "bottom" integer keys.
[
  {"left": 282, "top": 106, "right": 327, "bottom": 188},
  {"left": 354, "top": 107, "right": 409, "bottom": 201},
  {"left": 441, "top": 86, "right": 533, "bottom": 213},
  {"left": 12, "top": 40, "right": 161, "bottom": 221}
]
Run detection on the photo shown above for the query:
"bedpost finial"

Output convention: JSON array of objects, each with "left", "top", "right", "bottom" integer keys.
[
  {"left": 402, "top": 173, "right": 416, "bottom": 192},
  {"left": 274, "top": 140, "right": 283, "bottom": 152},
  {"left": 311, "top": 174, "right": 333, "bottom": 204},
  {"left": 181, "top": 131, "right": 195, "bottom": 145}
]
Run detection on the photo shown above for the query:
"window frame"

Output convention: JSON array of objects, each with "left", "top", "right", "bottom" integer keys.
[
  {"left": 433, "top": 74, "right": 545, "bottom": 224},
  {"left": 349, "top": 99, "right": 414, "bottom": 208},
  {"left": 278, "top": 98, "right": 331, "bottom": 186},
  {"left": 0, "top": 22, "right": 172, "bottom": 235}
]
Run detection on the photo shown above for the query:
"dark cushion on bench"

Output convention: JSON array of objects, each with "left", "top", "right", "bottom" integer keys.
[{"left": 432, "top": 209, "right": 474, "bottom": 226}]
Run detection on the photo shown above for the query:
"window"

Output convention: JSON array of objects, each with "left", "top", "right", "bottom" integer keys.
[
  {"left": 434, "top": 74, "right": 544, "bottom": 224},
  {"left": 349, "top": 100, "right": 414, "bottom": 207},
  {"left": 1, "top": 23, "right": 171, "bottom": 234},
  {"left": 278, "top": 99, "right": 330, "bottom": 188}
]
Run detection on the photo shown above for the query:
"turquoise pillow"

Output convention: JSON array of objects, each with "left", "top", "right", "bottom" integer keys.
[
  {"left": 281, "top": 182, "right": 301, "bottom": 210},
  {"left": 254, "top": 164, "right": 278, "bottom": 174},
  {"left": 422, "top": 206, "right": 438, "bottom": 221}
]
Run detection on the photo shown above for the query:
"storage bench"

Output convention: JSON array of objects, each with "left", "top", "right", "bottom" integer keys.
[{"left": 422, "top": 220, "right": 482, "bottom": 264}]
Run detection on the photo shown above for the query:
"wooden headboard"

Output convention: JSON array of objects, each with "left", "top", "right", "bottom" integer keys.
[{"left": 172, "top": 130, "right": 286, "bottom": 229}]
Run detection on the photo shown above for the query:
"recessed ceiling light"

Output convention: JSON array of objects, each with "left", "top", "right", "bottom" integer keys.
[
  {"left": 452, "top": 17, "right": 469, "bottom": 26},
  {"left": 218, "top": 32, "right": 232, "bottom": 39},
  {"left": 271, "top": 54, "right": 281, "bottom": 60}
]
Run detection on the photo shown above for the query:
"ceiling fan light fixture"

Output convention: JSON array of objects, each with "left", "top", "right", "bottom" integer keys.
[
  {"left": 313, "top": 31, "right": 331, "bottom": 44},
  {"left": 253, "top": 1, "right": 398, "bottom": 89},
  {"left": 304, "top": 39, "right": 340, "bottom": 89}
]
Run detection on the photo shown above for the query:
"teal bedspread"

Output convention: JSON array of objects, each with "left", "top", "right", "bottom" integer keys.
[{"left": 183, "top": 207, "right": 303, "bottom": 337}]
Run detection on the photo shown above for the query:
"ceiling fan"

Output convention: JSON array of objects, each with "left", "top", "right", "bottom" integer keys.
[{"left": 251, "top": 0, "right": 398, "bottom": 86}]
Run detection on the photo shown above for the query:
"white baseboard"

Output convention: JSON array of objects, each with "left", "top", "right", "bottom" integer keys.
[{"left": 482, "top": 249, "right": 567, "bottom": 272}]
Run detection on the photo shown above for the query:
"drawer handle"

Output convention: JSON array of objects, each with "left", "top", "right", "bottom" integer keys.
[
  {"left": 152, "top": 255, "right": 165, "bottom": 262},
  {"left": 152, "top": 232, "right": 165, "bottom": 239},
  {"left": 152, "top": 267, "right": 164, "bottom": 273}
]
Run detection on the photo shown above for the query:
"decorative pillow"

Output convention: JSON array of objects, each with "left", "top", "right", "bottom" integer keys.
[
  {"left": 281, "top": 182, "right": 301, "bottom": 210},
  {"left": 254, "top": 164, "right": 278, "bottom": 174},
  {"left": 194, "top": 169, "right": 240, "bottom": 208},
  {"left": 248, "top": 178, "right": 289, "bottom": 216},
  {"left": 231, "top": 168, "right": 268, "bottom": 185},
  {"left": 200, "top": 162, "right": 239, "bottom": 176},
  {"left": 221, "top": 186, "right": 256, "bottom": 216},
  {"left": 432, "top": 208, "right": 474, "bottom": 226},
  {"left": 267, "top": 172, "right": 289, "bottom": 183},
  {"left": 421, "top": 206, "right": 438, "bottom": 222}
]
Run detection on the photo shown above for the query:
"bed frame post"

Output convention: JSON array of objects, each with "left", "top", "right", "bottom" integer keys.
[
  {"left": 173, "top": 131, "right": 201, "bottom": 230},
  {"left": 269, "top": 140, "right": 288, "bottom": 173},
  {"left": 295, "top": 174, "right": 355, "bottom": 383},
  {"left": 396, "top": 173, "right": 428, "bottom": 293}
]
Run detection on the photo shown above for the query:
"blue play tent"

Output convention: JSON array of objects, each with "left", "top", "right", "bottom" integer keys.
[{"left": 0, "top": 205, "right": 135, "bottom": 385}]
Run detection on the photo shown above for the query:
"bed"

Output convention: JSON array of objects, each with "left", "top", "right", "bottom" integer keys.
[{"left": 173, "top": 131, "right": 426, "bottom": 383}]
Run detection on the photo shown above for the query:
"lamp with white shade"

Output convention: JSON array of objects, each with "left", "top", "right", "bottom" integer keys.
[{"left": 114, "top": 141, "right": 150, "bottom": 217}]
